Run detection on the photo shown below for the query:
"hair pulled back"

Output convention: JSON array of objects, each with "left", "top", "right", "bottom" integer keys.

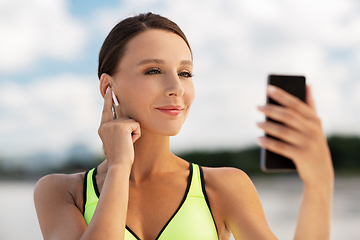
[{"left": 98, "top": 12, "right": 192, "bottom": 79}]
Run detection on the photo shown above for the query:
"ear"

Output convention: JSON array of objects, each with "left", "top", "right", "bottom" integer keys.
[{"left": 99, "top": 73, "right": 113, "bottom": 99}]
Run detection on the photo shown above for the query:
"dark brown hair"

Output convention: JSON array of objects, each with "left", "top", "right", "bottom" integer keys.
[{"left": 98, "top": 12, "right": 192, "bottom": 79}]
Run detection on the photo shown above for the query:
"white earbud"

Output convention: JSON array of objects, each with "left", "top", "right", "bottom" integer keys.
[{"left": 112, "top": 90, "right": 119, "bottom": 106}]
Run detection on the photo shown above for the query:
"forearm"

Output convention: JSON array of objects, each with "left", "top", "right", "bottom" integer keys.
[
  {"left": 80, "top": 163, "right": 132, "bottom": 240},
  {"left": 294, "top": 179, "right": 334, "bottom": 240}
]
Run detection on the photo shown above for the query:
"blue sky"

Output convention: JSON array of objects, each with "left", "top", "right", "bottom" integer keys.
[{"left": 1, "top": 0, "right": 360, "bottom": 159}]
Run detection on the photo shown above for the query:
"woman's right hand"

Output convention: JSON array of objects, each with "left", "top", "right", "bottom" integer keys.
[{"left": 98, "top": 87, "right": 141, "bottom": 169}]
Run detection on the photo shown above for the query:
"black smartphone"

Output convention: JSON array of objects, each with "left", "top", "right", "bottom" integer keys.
[{"left": 260, "top": 74, "right": 306, "bottom": 172}]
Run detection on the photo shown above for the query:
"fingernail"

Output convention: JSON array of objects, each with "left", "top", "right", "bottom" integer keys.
[
  {"left": 106, "top": 87, "right": 110, "bottom": 94},
  {"left": 256, "top": 121, "right": 264, "bottom": 127},
  {"left": 257, "top": 105, "right": 265, "bottom": 110},
  {"left": 268, "top": 85, "right": 276, "bottom": 93},
  {"left": 257, "top": 137, "right": 265, "bottom": 147}
]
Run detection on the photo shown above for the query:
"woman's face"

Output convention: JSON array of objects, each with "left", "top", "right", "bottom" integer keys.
[{"left": 111, "top": 29, "right": 195, "bottom": 136}]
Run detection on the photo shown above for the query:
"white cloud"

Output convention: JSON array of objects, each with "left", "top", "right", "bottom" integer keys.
[
  {"left": 157, "top": 0, "right": 360, "bottom": 150},
  {"left": 1, "top": 0, "right": 360, "bottom": 157},
  {"left": 0, "top": 0, "right": 88, "bottom": 72},
  {"left": 0, "top": 74, "right": 103, "bottom": 157}
]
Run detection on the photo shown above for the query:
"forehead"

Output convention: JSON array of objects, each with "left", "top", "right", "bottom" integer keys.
[{"left": 120, "top": 29, "right": 192, "bottom": 68}]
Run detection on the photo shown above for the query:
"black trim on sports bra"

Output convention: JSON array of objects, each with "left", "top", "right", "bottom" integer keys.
[
  {"left": 92, "top": 167, "right": 100, "bottom": 198},
  {"left": 90, "top": 167, "right": 142, "bottom": 239},
  {"left": 199, "top": 165, "right": 219, "bottom": 238},
  {"left": 126, "top": 226, "right": 141, "bottom": 240},
  {"left": 154, "top": 162, "right": 193, "bottom": 239},
  {"left": 82, "top": 170, "right": 89, "bottom": 215},
  {"left": 89, "top": 162, "right": 193, "bottom": 240}
]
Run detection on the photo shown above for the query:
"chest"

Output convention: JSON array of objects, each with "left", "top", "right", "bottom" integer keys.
[
  {"left": 83, "top": 166, "right": 219, "bottom": 240},
  {"left": 126, "top": 175, "right": 188, "bottom": 239}
]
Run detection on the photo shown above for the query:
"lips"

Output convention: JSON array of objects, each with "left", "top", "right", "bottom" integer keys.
[{"left": 156, "top": 105, "right": 184, "bottom": 116}]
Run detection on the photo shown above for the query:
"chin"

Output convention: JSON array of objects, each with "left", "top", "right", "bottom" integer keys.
[
  {"left": 142, "top": 123, "right": 183, "bottom": 137},
  {"left": 156, "top": 127, "right": 182, "bottom": 137},
  {"left": 161, "top": 122, "right": 184, "bottom": 136},
  {"left": 167, "top": 130, "right": 181, "bottom": 137}
]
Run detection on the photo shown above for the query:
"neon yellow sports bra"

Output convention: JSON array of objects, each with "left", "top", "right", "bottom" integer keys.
[{"left": 83, "top": 163, "right": 219, "bottom": 240}]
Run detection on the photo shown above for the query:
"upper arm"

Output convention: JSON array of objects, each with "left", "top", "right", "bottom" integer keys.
[
  {"left": 208, "top": 168, "right": 277, "bottom": 240},
  {"left": 34, "top": 174, "right": 87, "bottom": 240}
]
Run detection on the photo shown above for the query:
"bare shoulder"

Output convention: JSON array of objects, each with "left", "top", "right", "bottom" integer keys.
[
  {"left": 34, "top": 171, "right": 89, "bottom": 239},
  {"left": 201, "top": 166, "right": 276, "bottom": 239},
  {"left": 201, "top": 166, "right": 255, "bottom": 193},
  {"left": 34, "top": 171, "right": 86, "bottom": 213},
  {"left": 35, "top": 171, "right": 85, "bottom": 188}
]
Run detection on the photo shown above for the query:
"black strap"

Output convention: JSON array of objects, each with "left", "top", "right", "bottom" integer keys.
[
  {"left": 82, "top": 169, "right": 90, "bottom": 215},
  {"left": 199, "top": 165, "right": 219, "bottom": 239}
]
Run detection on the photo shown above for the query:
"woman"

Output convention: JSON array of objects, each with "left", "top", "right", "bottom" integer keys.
[{"left": 34, "top": 12, "right": 334, "bottom": 240}]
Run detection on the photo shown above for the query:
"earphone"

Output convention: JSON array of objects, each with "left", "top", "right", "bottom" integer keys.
[{"left": 112, "top": 90, "right": 119, "bottom": 106}]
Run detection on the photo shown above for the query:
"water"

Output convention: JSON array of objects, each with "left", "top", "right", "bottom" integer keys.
[
  {"left": 0, "top": 181, "right": 42, "bottom": 240},
  {"left": 252, "top": 176, "right": 360, "bottom": 240},
  {"left": 0, "top": 176, "right": 359, "bottom": 240}
]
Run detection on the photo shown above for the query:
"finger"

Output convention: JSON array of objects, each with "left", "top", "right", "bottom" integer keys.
[
  {"left": 113, "top": 118, "right": 141, "bottom": 143},
  {"left": 257, "top": 104, "right": 307, "bottom": 132},
  {"left": 100, "top": 87, "right": 114, "bottom": 125},
  {"left": 257, "top": 121, "right": 305, "bottom": 147},
  {"left": 131, "top": 122, "right": 141, "bottom": 143},
  {"left": 267, "top": 85, "right": 316, "bottom": 120},
  {"left": 257, "top": 136, "right": 297, "bottom": 161},
  {"left": 305, "top": 84, "right": 317, "bottom": 111}
]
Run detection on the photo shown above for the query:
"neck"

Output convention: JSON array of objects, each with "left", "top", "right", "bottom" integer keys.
[
  {"left": 131, "top": 129, "right": 175, "bottom": 179},
  {"left": 99, "top": 129, "right": 182, "bottom": 183}
]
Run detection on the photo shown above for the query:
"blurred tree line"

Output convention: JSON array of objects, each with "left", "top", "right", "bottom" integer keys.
[
  {"left": 178, "top": 135, "right": 360, "bottom": 176},
  {"left": 327, "top": 135, "right": 360, "bottom": 173},
  {"left": 0, "top": 134, "right": 359, "bottom": 180}
]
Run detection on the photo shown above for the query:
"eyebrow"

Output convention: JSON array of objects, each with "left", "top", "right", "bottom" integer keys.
[{"left": 136, "top": 59, "right": 193, "bottom": 66}]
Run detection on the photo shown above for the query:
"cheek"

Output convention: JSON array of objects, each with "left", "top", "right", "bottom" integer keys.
[
  {"left": 185, "top": 82, "right": 195, "bottom": 105},
  {"left": 118, "top": 81, "right": 155, "bottom": 118}
]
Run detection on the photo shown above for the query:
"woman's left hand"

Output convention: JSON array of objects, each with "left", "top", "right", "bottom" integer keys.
[{"left": 256, "top": 85, "right": 334, "bottom": 187}]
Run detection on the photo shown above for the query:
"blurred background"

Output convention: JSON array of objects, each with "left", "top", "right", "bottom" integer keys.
[{"left": 0, "top": 0, "right": 359, "bottom": 239}]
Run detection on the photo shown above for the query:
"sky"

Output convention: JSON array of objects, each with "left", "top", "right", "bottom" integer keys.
[{"left": 0, "top": 0, "right": 360, "bottom": 159}]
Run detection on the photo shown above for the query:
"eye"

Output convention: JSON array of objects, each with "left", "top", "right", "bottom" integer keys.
[
  {"left": 145, "top": 68, "right": 162, "bottom": 75},
  {"left": 178, "top": 71, "right": 193, "bottom": 78}
]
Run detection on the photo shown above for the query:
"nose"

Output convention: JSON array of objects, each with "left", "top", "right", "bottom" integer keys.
[{"left": 165, "top": 74, "right": 184, "bottom": 98}]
